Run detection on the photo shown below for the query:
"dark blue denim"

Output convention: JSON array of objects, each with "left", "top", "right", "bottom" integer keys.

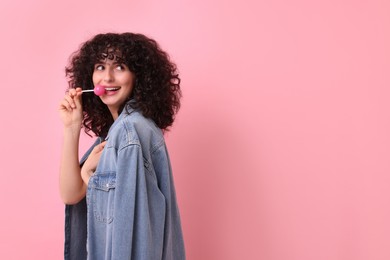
[{"left": 65, "top": 138, "right": 102, "bottom": 260}]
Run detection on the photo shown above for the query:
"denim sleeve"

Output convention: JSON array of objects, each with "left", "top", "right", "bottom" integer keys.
[
  {"left": 151, "top": 145, "right": 186, "bottom": 260},
  {"left": 110, "top": 144, "right": 185, "bottom": 260}
]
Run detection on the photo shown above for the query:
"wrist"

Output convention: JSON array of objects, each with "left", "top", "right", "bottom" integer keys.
[
  {"left": 63, "top": 124, "right": 82, "bottom": 137},
  {"left": 81, "top": 168, "right": 94, "bottom": 185}
]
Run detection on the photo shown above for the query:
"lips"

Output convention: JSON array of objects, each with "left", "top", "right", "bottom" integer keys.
[{"left": 102, "top": 86, "right": 121, "bottom": 96}]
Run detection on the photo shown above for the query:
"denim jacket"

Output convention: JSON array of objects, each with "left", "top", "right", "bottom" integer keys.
[{"left": 64, "top": 106, "right": 185, "bottom": 260}]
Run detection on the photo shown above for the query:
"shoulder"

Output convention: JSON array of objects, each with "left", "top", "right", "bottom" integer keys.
[{"left": 110, "top": 110, "right": 165, "bottom": 152}]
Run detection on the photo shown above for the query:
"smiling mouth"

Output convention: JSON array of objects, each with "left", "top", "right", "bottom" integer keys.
[{"left": 105, "top": 87, "right": 121, "bottom": 92}]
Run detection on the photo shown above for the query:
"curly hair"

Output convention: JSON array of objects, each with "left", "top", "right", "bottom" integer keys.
[{"left": 65, "top": 32, "right": 181, "bottom": 137}]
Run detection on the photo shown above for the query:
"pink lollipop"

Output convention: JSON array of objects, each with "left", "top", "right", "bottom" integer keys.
[
  {"left": 81, "top": 85, "right": 106, "bottom": 96},
  {"left": 93, "top": 85, "right": 106, "bottom": 96}
]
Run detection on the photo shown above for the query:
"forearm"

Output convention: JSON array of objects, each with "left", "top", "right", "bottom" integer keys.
[{"left": 59, "top": 126, "right": 86, "bottom": 204}]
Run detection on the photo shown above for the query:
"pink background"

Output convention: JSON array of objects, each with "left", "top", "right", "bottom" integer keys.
[{"left": 0, "top": 0, "right": 389, "bottom": 259}]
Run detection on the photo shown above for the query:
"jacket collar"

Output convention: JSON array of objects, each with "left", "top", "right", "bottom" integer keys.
[{"left": 104, "top": 99, "right": 136, "bottom": 141}]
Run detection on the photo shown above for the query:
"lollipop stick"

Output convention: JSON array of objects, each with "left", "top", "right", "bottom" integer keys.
[{"left": 81, "top": 89, "right": 94, "bottom": 93}]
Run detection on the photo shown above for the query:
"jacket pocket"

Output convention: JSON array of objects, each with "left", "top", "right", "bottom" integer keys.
[{"left": 89, "top": 172, "right": 116, "bottom": 224}]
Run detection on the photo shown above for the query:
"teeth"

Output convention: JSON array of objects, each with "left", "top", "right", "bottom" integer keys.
[{"left": 106, "top": 87, "right": 120, "bottom": 91}]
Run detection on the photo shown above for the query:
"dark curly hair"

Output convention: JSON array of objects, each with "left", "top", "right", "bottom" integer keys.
[{"left": 65, "top": 32, "right": 181, "bottom": 137}]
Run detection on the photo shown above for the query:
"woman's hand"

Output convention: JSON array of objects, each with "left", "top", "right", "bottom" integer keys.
[
  {"left": 81, "top": 141, "right": 107, "bottom": 185},
  {"left": 59, "top": 87, "right": 83, "bottom": 129}
]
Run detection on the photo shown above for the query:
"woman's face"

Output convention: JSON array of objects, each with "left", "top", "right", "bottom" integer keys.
[{"left": 92, "top": 57, "right": 135, "bottom": 118}]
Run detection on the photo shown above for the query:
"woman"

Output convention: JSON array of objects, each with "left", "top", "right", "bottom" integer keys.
[{"left": 59, "top": 33, "right": 185, "bottom": 260}]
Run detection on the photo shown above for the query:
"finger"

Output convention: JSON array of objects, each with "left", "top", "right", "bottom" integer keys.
[
  {"left": 99, "top": 141, "right": 107, "bottom": 150},
  {"left": 68, "top": 88, "right": 77, "bottom": 98},
  {"left": 59, "top": 99, "right": 72, "bottom": 111},
  {"left": 74, "top": 88, "right": 83, "bottom": 108},
  {"left": 59, "top": 103, "right": 71, "bottom": 112},
  {"left": 93, "top": 141, "right": 107, "bottom": 153},
  {"left": 67, "top": 92, "right": 77, "bottom": 108},
  {"left": 74, "top": 93, "right": 83, "bottom": 108},
  {"left": 64, "top": 95, "right": 76, "bottom": 109}
]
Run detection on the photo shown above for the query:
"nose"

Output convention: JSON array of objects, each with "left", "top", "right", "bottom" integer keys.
[{"left": 103, "top": 68, "right": 114, "bottom": 83}]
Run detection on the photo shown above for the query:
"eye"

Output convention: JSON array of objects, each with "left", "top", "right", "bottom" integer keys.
[
  {"left": 115, "top": 64, "right": 126, "bottom": 71},
  {"left": 95, "top": 64, "right": 104, "bottom": 71}
]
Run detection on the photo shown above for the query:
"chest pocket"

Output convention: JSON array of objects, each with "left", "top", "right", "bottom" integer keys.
[{"left": 89, "top": 172, "right": 116, "bottom": 224}]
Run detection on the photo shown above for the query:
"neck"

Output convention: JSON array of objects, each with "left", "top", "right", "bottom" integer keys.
[{"left": 109, "top": 108, "right": 119, "bottom": 120}]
